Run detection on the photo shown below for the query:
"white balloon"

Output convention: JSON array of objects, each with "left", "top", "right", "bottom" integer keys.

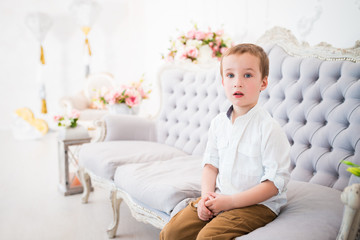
[
  {"left": 69, "top": 0, "right": 101, "bottom": 27},
  {"left": 25, "top": 12, "right": 52, "bottom": 43}
]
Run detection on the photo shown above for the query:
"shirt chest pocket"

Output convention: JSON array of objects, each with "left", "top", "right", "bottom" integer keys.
[
  {"left": 237, "top": 142, "right": 261, "bottom": 158},
  {"left": 236, "top": 142, "right": 262, "bottom": 176}
]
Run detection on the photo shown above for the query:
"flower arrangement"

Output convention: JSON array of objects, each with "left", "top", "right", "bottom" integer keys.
[
  {"left": 163, "top": 24, "right": 233, "bottom": 64},
  {"left": 92, "top": 77, "right": 151, "bottom": 109},
  {"left": 341, "top": 160, "right": 360, "bottom": 177},
  {"left": 54, "top": 109, "right": 80, "bottom": 128}
]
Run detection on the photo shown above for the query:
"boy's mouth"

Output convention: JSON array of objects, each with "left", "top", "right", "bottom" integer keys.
[{"left": 233, "top": 91, "right": 244, "bottom": 97}]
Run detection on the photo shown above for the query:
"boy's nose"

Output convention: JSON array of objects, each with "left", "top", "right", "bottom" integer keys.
[{"left": 234, "top": 78, "right": 243, "bottom": 87}]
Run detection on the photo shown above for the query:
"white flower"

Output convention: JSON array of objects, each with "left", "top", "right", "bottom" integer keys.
[
  {"left": 197, "top": 45, "right": 213, "bottom": 64},
  {"left": 174, "top": 39, "right": 185, "bottom": 50},
  {"left": 223, "top": 35, "right": 233, "bottom": 47},
  {"left": 186, "top": 39, "right": 202, "bottom": 48},
  {"left": 62, "top": 117, "right": 72, "bottom": 127}
]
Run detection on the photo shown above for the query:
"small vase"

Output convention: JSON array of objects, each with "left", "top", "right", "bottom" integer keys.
[{"left": 108, "top": 103, "right": 133, "bottom": 115}]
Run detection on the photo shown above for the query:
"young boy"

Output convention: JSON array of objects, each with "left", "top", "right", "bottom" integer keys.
[{"left": 160, "top": 43, "right": 291, "bottom": 240}]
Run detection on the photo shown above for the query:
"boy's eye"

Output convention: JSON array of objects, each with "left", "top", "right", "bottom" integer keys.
[
  {"left": 244, "top": 73, "right": 252, "bottom": 78},
  {"left": 226, "top": 73, "right": 234, "bottom": 78}
]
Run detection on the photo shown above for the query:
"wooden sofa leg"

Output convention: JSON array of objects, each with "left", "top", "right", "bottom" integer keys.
[
  {"left": 78, "top": 168, "right": 92, "bottom": 204},
  {"left": 336, "top": 184, "right": 360, "bottom": 240},
  {"left": 107, "top": 189, "right": 123, "bottom": 238}
]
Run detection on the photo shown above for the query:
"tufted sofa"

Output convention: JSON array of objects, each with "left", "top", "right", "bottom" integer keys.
[{"left": 78, "top": 27, "right": 360, "bottom": 239}]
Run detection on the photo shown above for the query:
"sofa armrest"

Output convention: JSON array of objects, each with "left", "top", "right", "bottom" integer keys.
[
  {"left": 59, "top": 91, "right": 89, "bottom": 112},
  {"left": 337, "top": 183, "right": 360, "bottom": 240},
  {"left": 101, "top": 114, "right": 157, "bottom": 142}
]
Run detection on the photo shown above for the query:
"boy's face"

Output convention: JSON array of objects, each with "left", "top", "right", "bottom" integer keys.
[{"left": 222, "top": 53, "right": 268, "bottom": 115}]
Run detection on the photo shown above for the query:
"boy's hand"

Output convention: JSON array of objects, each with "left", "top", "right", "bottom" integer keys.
[
  {"left": 197, "top": 194, "right": 214, "bottom": 221},
  {"left": 204, "top": 193, "right": 233, "bottom": 216}
]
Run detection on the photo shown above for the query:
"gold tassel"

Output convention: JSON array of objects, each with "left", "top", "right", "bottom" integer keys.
[
  {"left": 41, "top": 98, "right": 47, "bottom": 114},
  {"left": 40, "top": 45, "right": 45, "bottom": 64},
  {"left": 81, "top": 26, "right": 92, "bottom": 56},
  {"left": 85, "top": 37, "right": 92, "bottom": 56},
  {"left": 81, "top": 26, "right": 91, "bottom": 35}
]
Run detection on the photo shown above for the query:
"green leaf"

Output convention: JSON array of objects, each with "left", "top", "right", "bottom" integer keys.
[
  {"left": 347, "top": 167, "right": 360, "bottom": 177},
  {"left": 341, "top": 160, "right": 360, "bottom": 167}
]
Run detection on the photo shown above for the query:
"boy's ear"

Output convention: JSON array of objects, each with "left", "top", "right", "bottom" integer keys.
[{"left": 260, "top": 76, "right": 268, "bottom": 91}]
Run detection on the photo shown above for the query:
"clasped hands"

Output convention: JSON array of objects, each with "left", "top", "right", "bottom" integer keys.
[{"left": 197, "top": 192, "right": 233, "bottom": 221}]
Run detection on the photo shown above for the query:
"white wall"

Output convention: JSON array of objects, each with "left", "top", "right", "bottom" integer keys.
[{"left": 1, "top": 0, "right": 359, "bottom": 130}]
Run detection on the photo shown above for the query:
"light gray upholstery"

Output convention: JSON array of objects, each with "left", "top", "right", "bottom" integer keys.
[
  {"left": 238, "top": 180, "right": 343, "bottom": 240},
  {"left": 261, "top": 45, "right": 360, "bottom": 190},
  {"left": 156, "top": 68, "right": 229, "bottom": 156},
  {"left": 79, "top": 141, "right": 187, "bottom": 180},
  {"left": 115, "top": 155, "right": 202, "bottom": 214}
]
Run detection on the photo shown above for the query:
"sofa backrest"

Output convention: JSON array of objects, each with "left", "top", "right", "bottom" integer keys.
[
  {"left": 156, "top": 27, "right": 360, "bottom": 191},
  {"left": 156, "top": 66, "right": 229, "bottom": 155}
]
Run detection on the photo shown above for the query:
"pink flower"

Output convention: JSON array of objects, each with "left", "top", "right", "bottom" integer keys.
[
  {"left": 137, "top": 87, "right": 148, "bottom": 99},
  {"left": 186, "top": 29, "right": 196, "bottom": 39},
  {"left": 105, "top": 90, "right": 122, "bottom": 104},
  {"left": 69, "top": 109, "right": 80, "bottom": 119},
  {"left": 216, "top": 29, "right": 224, "bottom": 36},
  {"left": 187, "top": 46, "right": 198, "bottom": 59},
  {"left": 53, "top": 115, "right": 62, "bottom": 121},
  {"left": 195, "top": 30, "right": 206, "bottom": 40},
  {"left": 215, "top": 36, "right": 221, "bottom": 46},
  {"left": 205, "top": 31, "right": 213, "bottom": 40},
  {"left": 220, "top": 47, "right": 228, "bottom": 54},
  {"left": 125, "top": 94, "right": 140, "bottom": 107},
  {"left": 180, "top": 51, "right": 187, "bottom": 60}
]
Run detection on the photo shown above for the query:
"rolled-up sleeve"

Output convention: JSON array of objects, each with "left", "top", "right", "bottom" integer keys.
[
  {"left": 202, "top": 119, "right": 219, "bottom": 169},
  {"left": 260, "top": 121, "right": 291, "bottom": 195}
]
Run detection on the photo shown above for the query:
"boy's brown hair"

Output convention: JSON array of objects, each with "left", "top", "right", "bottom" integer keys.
[{"left": 220, "top": 43, "right": 269, "bottom": 79}]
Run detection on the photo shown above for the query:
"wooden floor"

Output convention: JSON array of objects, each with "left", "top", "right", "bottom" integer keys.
[{"left": 0, "top": 130, "right": 161, "bottom": 240}]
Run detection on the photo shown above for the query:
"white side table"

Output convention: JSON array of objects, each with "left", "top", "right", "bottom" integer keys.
[{"left": 57, "top": 126, "right": 91, "bottom": 196}]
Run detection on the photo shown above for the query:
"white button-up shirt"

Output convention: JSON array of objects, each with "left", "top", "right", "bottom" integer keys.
[{"left": 202, "top": 104, "right": 291, "bottom": 215}]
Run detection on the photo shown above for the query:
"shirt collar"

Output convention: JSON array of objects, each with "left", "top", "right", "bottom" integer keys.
[
  {"left": 226, "top": 104, "right": 260, "bottom": 121},
  {"left": 226, "top": 105, "right": 233, "bottom": 120}
]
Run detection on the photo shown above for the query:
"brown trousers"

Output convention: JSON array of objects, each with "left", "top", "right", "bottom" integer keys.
[{"left": 160, "top": 198, "right": 276, "bottom": 240}]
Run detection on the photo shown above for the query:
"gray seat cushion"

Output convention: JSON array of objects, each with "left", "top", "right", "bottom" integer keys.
[
  {"left": 79, "top": 141, "right": 187, "bottom": 180},
  {"left": 237, "top": 180, "right": 343, "bottom": 240},
  {"left": 114, "top": 155, "right": 202, "bottom": 214}
]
